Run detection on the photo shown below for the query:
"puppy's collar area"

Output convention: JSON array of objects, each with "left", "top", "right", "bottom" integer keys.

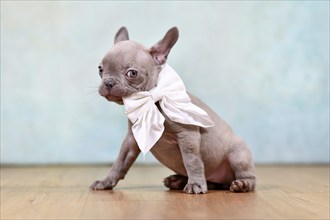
[{"left": 123, "top": 64, "right": 214, "bottom": 156}]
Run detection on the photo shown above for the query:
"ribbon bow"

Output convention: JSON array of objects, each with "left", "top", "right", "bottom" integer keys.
[{"left": 123, "top": 64, "right": 214, "bottom": 155}]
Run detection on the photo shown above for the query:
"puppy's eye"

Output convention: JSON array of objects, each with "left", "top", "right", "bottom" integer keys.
[
  {"left": 98, "top": 66, "right": 103, "bottom": 77},
  {"left": 126, "top": 70, "right": 138, "bottom": 78}
]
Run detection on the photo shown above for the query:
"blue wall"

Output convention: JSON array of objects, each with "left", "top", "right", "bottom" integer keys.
[{"left": 1, "top": 1, "right": 329, "bottom": 164}]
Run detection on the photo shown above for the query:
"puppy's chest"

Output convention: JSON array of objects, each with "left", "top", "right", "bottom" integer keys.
[
  {"left": 152, "top": 101, "right": 178, "bottom": 141},
  {"left": 155, "top": 102, "right": 180, "bottom": 130}
]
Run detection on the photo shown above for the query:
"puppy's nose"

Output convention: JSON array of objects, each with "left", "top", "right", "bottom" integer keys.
[{"left": 104, "top": 80, "right": 116, "bottom": 89}]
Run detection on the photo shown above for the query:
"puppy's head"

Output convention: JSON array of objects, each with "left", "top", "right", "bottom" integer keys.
[{"left": 98, "top": 27, "right": 179, "bottom": 104}]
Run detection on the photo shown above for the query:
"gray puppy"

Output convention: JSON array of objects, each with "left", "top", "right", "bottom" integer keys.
[{"left": 90, "top": 27, "right": 256, "bottom": 194}]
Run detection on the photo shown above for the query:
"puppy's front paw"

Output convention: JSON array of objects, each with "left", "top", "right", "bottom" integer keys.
[
  {"left": 90, "top": 179, "right": 116, "bottom": 190},
  {"left": 183, "top": 183, "right": 207, "bottom": 194}
]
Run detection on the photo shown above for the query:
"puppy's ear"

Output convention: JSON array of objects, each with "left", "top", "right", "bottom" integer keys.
[
  {"left": 114, "top": 27, "right": 129, "bottom": 44},
  {"left": 150, "top": 27, "right": 179, "bottom": 65}
]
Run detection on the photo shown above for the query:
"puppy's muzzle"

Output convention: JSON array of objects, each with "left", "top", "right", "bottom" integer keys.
[
  {"left": 104, "top": 79, "right": 117, "bottom": 90},
  {"left": 99, "top": 78, "right": 118, "bottom": 97}
]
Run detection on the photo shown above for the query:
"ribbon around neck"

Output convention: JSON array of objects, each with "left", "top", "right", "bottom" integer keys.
[{"left": 123, "top": 64, "right": 214, "bottom": 156}]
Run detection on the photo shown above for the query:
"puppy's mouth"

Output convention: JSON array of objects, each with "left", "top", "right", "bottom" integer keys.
[
  {"left": 105, "top": 95, "right": 124, "bottom": 105},
  {"left": 98, "top": 86, "right": 125, "bottom": 105}
]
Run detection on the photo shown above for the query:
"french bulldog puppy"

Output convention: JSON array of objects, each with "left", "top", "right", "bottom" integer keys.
[{"left": 90, "top": 27, "right": 256, "bottom": 194}]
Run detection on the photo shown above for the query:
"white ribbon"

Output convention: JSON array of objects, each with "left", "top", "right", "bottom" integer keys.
[{"left": 123, "top": 64, "right": 214, "bottom": 155}]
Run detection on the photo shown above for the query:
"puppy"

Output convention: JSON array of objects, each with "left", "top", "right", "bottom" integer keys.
[{"left": 90, "top": 27, "right": 256, "bottom": 194}]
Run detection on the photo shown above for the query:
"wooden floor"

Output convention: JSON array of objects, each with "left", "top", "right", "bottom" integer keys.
[{"left": 1, "top": 165, "right": 329, "bottom": 219}]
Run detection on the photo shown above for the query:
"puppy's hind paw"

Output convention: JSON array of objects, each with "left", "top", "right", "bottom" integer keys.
[
  {"left": 230, "top": 179, "right": 250, "bottom": 192},
  {"left": 183, "top": 183, "right": 207, "bottom": 194},
  {"left": 163, "top": 174, "right": 188, "bottom": 190}
]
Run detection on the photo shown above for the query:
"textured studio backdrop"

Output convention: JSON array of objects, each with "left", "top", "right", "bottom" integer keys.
[{"left": 1, "top": 1, "right": 329, "bottom": 164}]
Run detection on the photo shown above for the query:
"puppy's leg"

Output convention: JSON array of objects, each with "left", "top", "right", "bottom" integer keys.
[
  {"left": 228, "top": 140, "right": 256, "bottom": 192},
  {"left": 177, "top": 128, "right": 208, "bottom": 194},
  {"left": 164, "top": 174, "right": 230, "bottom": 190},
  {"left": 90, "top": 133, "right": 140, "bottom": 190}
]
